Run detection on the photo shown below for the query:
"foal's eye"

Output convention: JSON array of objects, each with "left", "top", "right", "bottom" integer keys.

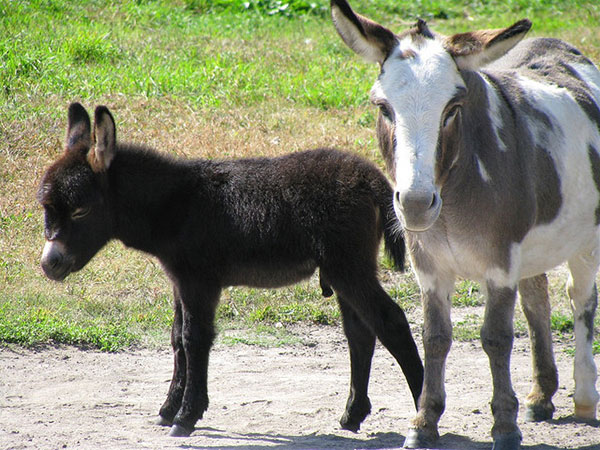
[
  {"left": 71, "top": 207, "right": 91, "bottom": 220},
  {"left": 443, "top": 105, "right": 461, "bottom": 128}
]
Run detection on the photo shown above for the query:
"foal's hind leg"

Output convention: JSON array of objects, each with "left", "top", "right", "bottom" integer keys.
[
  {"left": 337, "top": 298, "right": 376, "bottom": 431},
  {"left": 330, "top": 274, "right": 423, "bottom": 409},
  {"left": 158, "top": 287, "right": 187, "bottom": 426},
  {"left": 567, "top": 249, "right": 600, "bottom": 420},
  {"left": 518, "top": 274, "right": 558, "bottom": 422}
]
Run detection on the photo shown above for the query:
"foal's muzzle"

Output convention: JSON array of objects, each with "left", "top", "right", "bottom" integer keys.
[{"left": 40, "top": 240, "right": 73, "bottom": 281}]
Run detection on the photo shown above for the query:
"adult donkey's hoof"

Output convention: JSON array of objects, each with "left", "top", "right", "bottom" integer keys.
[
  {"left": 492, "top": 431, "right": 521, "bottom": 450},
  {"left": 574, "top": 404, "right": 597, "bottom": 420},
  {"left": 403, "top": 428, "right": 437, "bottom": 448},
  {"left": 169, "top": 424, "right": 194, "bottom": 437}
]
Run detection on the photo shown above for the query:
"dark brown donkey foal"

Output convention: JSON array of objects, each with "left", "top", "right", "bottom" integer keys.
[{"left": 38, "top": 103, "right": 423, "bottom": 437}]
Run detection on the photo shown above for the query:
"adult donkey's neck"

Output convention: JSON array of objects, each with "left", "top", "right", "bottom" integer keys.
[{"left": 106, "top": 144, "right": 212, "bottom": 255}]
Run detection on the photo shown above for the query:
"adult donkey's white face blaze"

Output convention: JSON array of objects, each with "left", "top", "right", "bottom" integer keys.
[
  {"left": 332, "top": 0, "right": 529, "bottom": 231},
  {"left": 370, "top": 39, "right": 465, "bottom": 230}
]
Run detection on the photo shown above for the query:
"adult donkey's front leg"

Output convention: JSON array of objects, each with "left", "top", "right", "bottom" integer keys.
[
  {"left": 404, "top": 276, "right": 454, "bottom": 449},
  {"left": 481, "top": 282, "right": 521, "bottom": 450},
  {"left": 169, "top": 281, "right": 221, "bottom": 437},
  {"left": 157, "top": 287, "right": 187, "bottom": 426}
]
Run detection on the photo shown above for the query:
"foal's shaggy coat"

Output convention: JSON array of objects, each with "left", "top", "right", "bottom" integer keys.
[{"left": 38, "top": 103, "right": 423, "bottom": 437}]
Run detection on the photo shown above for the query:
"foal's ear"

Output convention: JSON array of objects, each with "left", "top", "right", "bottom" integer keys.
[
  {"left": 445, "top": 19, "right": 532, "bottom": 70},
  {"left": 89, "top": 105, "right": 117, "bottom": 172},
  {"left": 331, "top": 0, "right": 397, "bottom": 64},
  {"left": 66, "top": 102, "right": 92, "bottom": 154}
]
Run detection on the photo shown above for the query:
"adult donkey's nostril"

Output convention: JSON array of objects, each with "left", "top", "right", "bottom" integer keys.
[{"left": 429, "top": 192, "right": 439, "bottom": 209}]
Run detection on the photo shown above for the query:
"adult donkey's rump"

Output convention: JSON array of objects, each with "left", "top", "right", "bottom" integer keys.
[
  {"left": 38, "top": 103, "right": 423, "bottom": 437},
  {"left": 331, "top": 0, "right": 600, "bottom": 448}
]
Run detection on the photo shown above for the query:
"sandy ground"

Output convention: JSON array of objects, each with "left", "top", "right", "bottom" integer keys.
[{"left": 1, "top": 324, "right": 599, "bottom": 450}]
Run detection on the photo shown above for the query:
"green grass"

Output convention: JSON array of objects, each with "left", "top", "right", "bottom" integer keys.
[
  {"left": 1, "top": 0, "right": 599, "bottom": 351},
  {"left": 0, "top": 301, "right": 137, "bottom": 352},
  {"left": 220, "top": 283, "right": 340, "bottom": 326}
]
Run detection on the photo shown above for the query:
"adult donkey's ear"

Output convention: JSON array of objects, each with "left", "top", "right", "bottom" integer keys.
[
  {"left": 66, "top": 102, "right": 92, "bottom": 154},
  {"left": 445, "top": 19, "right": 532, "bottom": 70},
  {"left": 89, "top": 105, "right": 117, "bottom": 172},
  {"left": 330, "top": 0, "right": 397, "bottom": 64}
]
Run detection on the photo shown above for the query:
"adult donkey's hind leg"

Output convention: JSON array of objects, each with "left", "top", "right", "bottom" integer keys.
[
  {"left": 518, "top": 274, "right": 559, "bottom": 422},
  {"left": 158, "top": 287, "right": 187, "bottom": 426},
  {"left": 567, "top": 248, "right": 600, "bottom": 420},
  {"left": 337, "top": 297, "right": 376, "bottom": 431}
]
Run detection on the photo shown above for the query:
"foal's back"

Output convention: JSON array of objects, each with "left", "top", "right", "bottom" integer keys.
[{"left": 181, "top": 148, "right": 397, "bottom": 287}]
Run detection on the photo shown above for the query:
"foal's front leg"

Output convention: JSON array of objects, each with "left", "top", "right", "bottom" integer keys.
[
  {"left": 158, "top": 287, "right": 187, "bottom": 426},
  {"left": 169, "top": 281, "right": 221, "bottom": 437}
]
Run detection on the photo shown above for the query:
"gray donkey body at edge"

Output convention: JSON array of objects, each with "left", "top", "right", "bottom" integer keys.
[{"left": 331, "top": 1, "right": 600, "bottom": 449}]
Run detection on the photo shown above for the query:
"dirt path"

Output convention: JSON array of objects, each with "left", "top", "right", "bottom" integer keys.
[{"left": 1, "top": 324, "right": 599, "bottom": 450}]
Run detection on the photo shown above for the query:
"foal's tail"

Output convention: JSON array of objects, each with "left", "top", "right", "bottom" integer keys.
[{"left": 378, "top": 182, "right": 406, "bottom": 271}]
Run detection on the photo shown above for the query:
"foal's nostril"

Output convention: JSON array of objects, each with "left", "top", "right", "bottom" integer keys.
[{"left": 48, "top": 252, "right": 63, "bottom": 269}]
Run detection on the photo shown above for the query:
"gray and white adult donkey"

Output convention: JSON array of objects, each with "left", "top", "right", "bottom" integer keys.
[{"left": 331, "top": 0, "right": 600, "bottom": 449}]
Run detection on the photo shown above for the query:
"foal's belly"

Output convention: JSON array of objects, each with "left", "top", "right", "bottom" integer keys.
[{"left": 221, "top": 259, "right": 317, "bottom": 288}]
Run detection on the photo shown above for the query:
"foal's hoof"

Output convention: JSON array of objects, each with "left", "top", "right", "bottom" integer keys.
[
  {"left": 524, "top": 403, "right": 554, "bottom": 422},
  {"left": 340, "top": 417, "right": 361, "bottom": 433},
  {"left": 492, "top": 431, "right": 522, "bottom": 450},
  {"left": 340, "top": 398, "right": 371, "bottom": 432},
  {"left": 169, "top": 424, "right": 194, "bottom": 437},
  {"left": 403, "top": 428, "right": 436, "bottom": 448},
  {"left": 155, "top": 415, "right": 173, "bottom": 427}
]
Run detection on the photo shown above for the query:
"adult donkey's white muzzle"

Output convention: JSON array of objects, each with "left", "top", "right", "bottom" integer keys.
[{"left": 394, "top": 188, "right": 442, "bottom": 232}]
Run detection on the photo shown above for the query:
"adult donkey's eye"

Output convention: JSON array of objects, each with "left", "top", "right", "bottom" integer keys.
[
  {"left": 378, "top": 103, "right": 394, "bottom": 121},
  {"left": 71, "top": 207, "right": 91, "bottom": 220},
  {"left": 443, "top": 104, "right": 461, "bottom": 128}
]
